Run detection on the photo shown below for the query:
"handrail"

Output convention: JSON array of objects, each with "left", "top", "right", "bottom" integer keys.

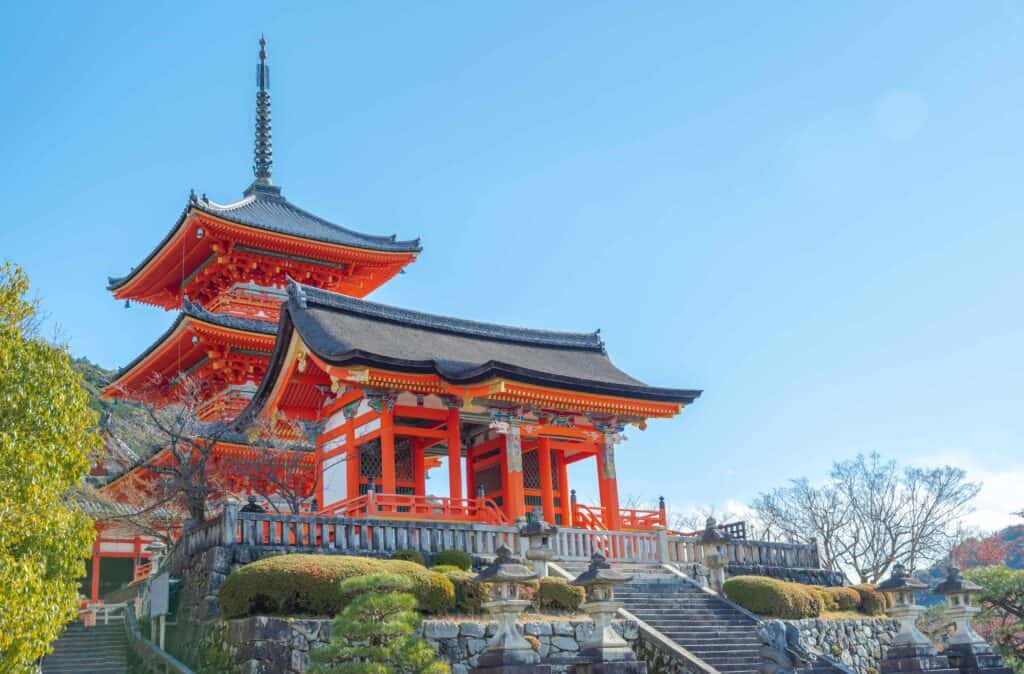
[
  {"left": 319, "top": 492, "right": 509, "bottom": 525},
  {"left": 572, "top": 503, "right": 667, "bottom": 531},
  {"left": 123, "top": 603, "right": 195, "bottom": 674}
]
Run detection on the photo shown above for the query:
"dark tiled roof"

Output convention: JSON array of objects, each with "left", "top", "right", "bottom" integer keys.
[
  {"left": 113, "top": 302, "right": 276, "bottom": 380},
  {"left": 108, "top": 188, "right": 421, "bottom": 290},
  {"left": 242, "top": 282, "right": 701, "bottom": 418}
]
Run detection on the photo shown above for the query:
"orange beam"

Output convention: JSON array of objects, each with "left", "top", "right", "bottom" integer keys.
[{"left": 447, "top": 407, "right": 462, "bottom": 501}]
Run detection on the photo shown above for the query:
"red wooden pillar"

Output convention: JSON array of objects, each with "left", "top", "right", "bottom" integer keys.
[
  {"left": 597, "top": 437, "right": 622, "bottom": 531},
  {"left": 538, "top": 437, "right": 556, "bottom": 523},
  {"left": 503, "top": 425, "right": 526, "bottom": 521},
  {"left": 90, "top": 538, "right": 101, "bottom": 602},
  {"left": 413, "top": 441, "right": 426, "bottom": 497},
  {"left": 314, "top": 435, "right": 325, "bottom": 507},
  {"left": 556, "top": 450, "right": 572, "bottom": 526},
  {"left": 446, "top": 407, "right": 463, "bottom": 501},
  {"left": 465, "top": 444, "right": 477, "bottom": 501},
  {"left": 380, "top": 403, "right": 396, "bottom": 495}
]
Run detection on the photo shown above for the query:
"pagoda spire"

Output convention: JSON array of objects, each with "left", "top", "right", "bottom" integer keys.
[{"left": 251, "top": 35, "right": 274, "bottom": 189}]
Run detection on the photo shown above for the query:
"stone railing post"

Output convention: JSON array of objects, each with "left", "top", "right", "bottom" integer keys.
[
  {"left": 657, "top": 527, "right": 670, "bottom": 564},
  {"left": 222, "top": 497, "right": 240, "bottom": 546}
]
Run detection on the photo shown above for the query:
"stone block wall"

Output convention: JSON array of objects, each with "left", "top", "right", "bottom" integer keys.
[
  {"left": 213, "top": 616, "right": 639, "bottom": 674},
  {"left": 785, "top": 618, "right": 899, "bottom": 674}
]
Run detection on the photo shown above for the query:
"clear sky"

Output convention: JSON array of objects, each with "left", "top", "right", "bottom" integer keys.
[{"left": 2, "top": 2, "right": 1021, "bottom": 531}]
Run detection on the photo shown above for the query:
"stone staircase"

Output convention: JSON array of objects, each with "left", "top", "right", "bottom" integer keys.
[
  {"left": 41, "top": 620, "right": 128, "bottom": 674},
  {"left": 553, "top": 561, "right": 849, "bottom": 674}
]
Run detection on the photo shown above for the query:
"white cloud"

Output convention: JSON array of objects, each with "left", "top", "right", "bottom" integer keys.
[{"left": 906, "top": 450, "right": 1023, "bottom": 533}]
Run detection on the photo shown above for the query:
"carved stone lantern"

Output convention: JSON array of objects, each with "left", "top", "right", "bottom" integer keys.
[
  {"left": 933, "top": 567, "right": 1012, "bottom": 674},
  {"left": 519, "top": 507, "right": 557, "bottom": 578},
  {"left": 699, "top": 516, "right": 730, "bottom": 592},
  {"left": 472, "top": 545, "right": 549, "bottom": 673},
  {"left": 143, "top": 540, "right": 166, "bottom": 578},
  {"left": 571, "top": 552, "right": 640, "bottom": 667},
  {"left": 876, "top": 563, "right": 951, "bottom": 674}
]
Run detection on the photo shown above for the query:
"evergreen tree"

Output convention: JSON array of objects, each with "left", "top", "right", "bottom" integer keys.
[
  {"left": 0, "top": 262, "right": 99, "bottom": 671},
  {"left": 310, "top": 573, "right": 449, "bottom": 674}
]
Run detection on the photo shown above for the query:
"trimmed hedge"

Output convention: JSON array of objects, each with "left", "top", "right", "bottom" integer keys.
[
  {"left": 219, "top": 554, "right": 455, "bottom": 618},
  {"left": 429, "top": 565, "right": 463, "bottom": 574},
  {"left": 850, "top": 584, "right": 893, "bottom": 615},
  {"left": 722, "top": 576, "right": 823, "bottom": 619},
  {"left": 536, "top": 577, "right": 585, "bottom": 611},
  {"left": 431, "top": 550, "right": 472, "bottom": 571},
  {"left": 444, "top": 570, "right": 488, "bottom": 614},
  {"left": 391, "top": 549, "right": 426, "bottom": 566},
  {"left": 823, "top": 586, "right": 862, "bottom": 611}
]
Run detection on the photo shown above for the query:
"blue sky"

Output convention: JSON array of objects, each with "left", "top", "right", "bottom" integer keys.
[{"left": 2, "top": 2, "right": 1021, "bottom": 530}]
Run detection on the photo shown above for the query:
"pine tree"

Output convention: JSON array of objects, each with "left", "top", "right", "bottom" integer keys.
[{"left": 310, "top": 573, "right": 449, "bottom": 674}]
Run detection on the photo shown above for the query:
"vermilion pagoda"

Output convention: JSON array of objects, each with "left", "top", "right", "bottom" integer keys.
[{"left": 95, "top": 38, "right": 700, "bottom": 598}]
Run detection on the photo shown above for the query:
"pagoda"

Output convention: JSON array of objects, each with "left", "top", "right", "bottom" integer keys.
[
  {"left": 105, "top": 37, "right": 420, "bottom": 420},
  {"left": 100, "top": 37, "right": 701, "bottom": 564}
]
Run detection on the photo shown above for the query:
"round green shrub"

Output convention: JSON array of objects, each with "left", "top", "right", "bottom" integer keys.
[
  {"left": 536, "top": 577, "right": 585, "bottom": 612},
  {"left": 722, "top": 576, "right": 822, "bottom": 619},
  {"left": 825, "top": 586, "right": 862, "bottom": 611},
  {"left": 444, "top": 570, "right": 488, "bottom": 614},
  {"left": 431, "top": 549, "right": 472, "bottom": 571},
  {"left": 429, "top": 564, "right": 462, "bottom": 574},
  {"left": 850, "top": 584, "right": 890, "bottom": 615},
  {"left": 218, "top": 554, "right": 455, "bottom": 618},
  {"left": 391, "top": 549, "right": 426, "bottom": 566}
]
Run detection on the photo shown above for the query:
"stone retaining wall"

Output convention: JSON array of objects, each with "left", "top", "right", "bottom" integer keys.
[
  {"left": 213, "top": 616, "right": 640, "bottom": 674},
  {"left": 785, "top": 618, "right": 899, "bottom": 674}
]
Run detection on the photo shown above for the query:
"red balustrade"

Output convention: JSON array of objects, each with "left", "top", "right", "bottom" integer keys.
[
  {"left": 572, "top": 503, "right": 667, "bottom": 531},
  {"left": 318, "top": 493, "right": 509, "bottom": 526}
]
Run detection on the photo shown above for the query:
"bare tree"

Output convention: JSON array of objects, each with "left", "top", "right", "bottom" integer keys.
[
  {"left": 751, "top": 453, "right": 980, "bottom": 583},
  {"left": 231, "top": 415, "right": 320, "bottom": 515},
  {"left": 107, "top": 376, "right": 245, "bottom": 524}
]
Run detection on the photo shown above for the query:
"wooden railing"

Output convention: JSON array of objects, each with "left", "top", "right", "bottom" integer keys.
[
  {"left": 318, "top": 492, "right": 509, "bottom": 525},
  {"left": 571, "top": 502, "right": 667, "bottom": 531}
]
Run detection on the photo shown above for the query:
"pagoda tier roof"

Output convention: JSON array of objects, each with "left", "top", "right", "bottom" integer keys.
[
  {"left": 105, "top": 300, "right": 277, "bottom": 406},
  {"left": 241, "top": 282, "right": 701, "bottom": 423},
  {"left": 107, "top": 188, "right": 421, "bottom": 308}
]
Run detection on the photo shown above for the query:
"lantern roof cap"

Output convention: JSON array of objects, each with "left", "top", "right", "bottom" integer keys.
[
  {"left": 699, "top": 516, "right": 731, "bottom": 543},
  {"left": 933, "top": 567, "right": 982, "bottom": 595},
  {"left": 571, "top": 552, "right": 633, "bottom": 587},
  {"left": 878, "top": 563, "right": 928, "bottom": 592},
  {"left": 520, "top": 508, "right": 558, "bottom": 537},
  {"left": 475, "top": 545, "right": 537, "bottom": 584}
]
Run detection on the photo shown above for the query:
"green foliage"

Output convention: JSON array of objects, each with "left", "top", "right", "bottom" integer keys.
[
  {"left": 0, "top": 262, "right": 100, "bottom": 670},
  {"left": 850, "top": 584, "right": 892, "bottom": 616},
  {"left": 536, "top": 577, "right": 586, "bottom": 612},
  {"left": 429, "top": 565, "right": 462, "bottom": 574},
  {"left": 963, "top": 566, "right": 1024, "bottom": 673},
  {"left": 443, "top": 570, "right": 488, "bottom": 614},
  {"left": 392, "top": 549, "right": 426, "bottom": 566},
  {"left": 309, "top": 573, "right": 449, "bottom": 674},
  {"left": 722, "top": 576, "right": 824, "bottom": 619},
  {"left": 431, "top": 550, "right": 472, "bottom": 571},
  {"left": 219, "top": 554, "right": 455, "bottom": 618}
]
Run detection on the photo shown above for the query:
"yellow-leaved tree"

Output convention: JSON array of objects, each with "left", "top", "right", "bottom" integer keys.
[{"left": 0, "top": 261, "right": 99, "bottom": 671}]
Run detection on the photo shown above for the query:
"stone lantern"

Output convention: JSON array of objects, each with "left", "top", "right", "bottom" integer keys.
[
  {"left": 571, "top": 552, "right": 645, "bottom": 672},
  {"left": 143, "top": 540, "right": 166, "bottom": 578},
  {"left": 519, "top": 507, "right": 557, "bottom": 578},
  {"left": 877, "top": 563, "right": 952, "bottom": 674},
  {"left": 699, "top": 516, "right": 730, "bottom": 593},
  {"left": 933, "top": 567, "right": 1012, "bottom": 674},
  {"left": 472, "top": 545, "right": 550, "bottom": 673}
]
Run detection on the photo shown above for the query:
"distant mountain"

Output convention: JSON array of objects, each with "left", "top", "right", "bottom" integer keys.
[{"left": 72, "top": 358, "right": 160, "bottom": 484}]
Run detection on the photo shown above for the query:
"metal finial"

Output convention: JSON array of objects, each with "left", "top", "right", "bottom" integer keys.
[{"left": 253, "top": 35, "right": 273, "bottom": 185}]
